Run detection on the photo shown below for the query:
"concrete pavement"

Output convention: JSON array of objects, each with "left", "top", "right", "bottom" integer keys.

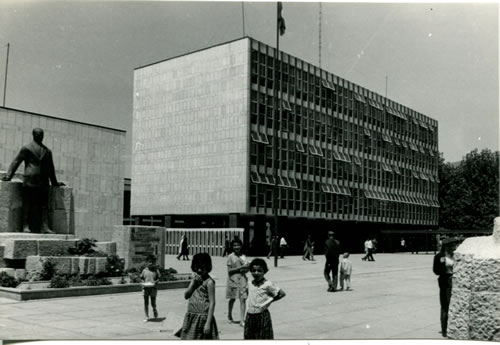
[{"left": 0, "top": 253, "right": 445, "bottom": 340}]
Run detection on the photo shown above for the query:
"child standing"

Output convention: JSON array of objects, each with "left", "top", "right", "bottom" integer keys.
[
  {"left": 178, "top": 252, "right": 218, "bottom": 340},
  {"left": 140, "top": 256, "right": 160, "bottom": 322},
  {"left": 226, "top": 238, "right": 249, "bottom": 326},
  {"left": 244, "top": 258, "right": 286, "bottom": 339},
  {"left": 340, "top": 252, "right": 353, "bottom": 291}
]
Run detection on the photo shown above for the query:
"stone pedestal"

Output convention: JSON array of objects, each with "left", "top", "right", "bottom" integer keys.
[
  {"left": 112, "top": 225, "right": 165, "bottom": 270},
  {"left": 447, "top": 217, "right": 500, "bottom": 341}
]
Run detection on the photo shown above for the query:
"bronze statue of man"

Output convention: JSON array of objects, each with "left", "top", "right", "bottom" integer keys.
[{"left": 1, "top": 128, "right": 65, "bottom": 233}]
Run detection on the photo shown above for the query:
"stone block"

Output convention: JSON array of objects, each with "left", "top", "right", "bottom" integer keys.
[
  {"left": 78, "top": 257, "right": 95, "bottom": 275},
  {"left": 3, "top": 239, "right": 37, "bottom": 259},
  {"left": 95, "top": 257, "right": 107, "bottom": 274},
  {"left": 469, "top": 291, "right": 500, "bottom": 340},
  {"left": 49, "top": 186, "right": 72, "bottom": 210},
  {"left": 95, "top": 242, "right": 116, "bottom": 256},
  {"left": 49, "top": 209, "right": 72, "bottom": 235},
  {"left": 112, "top": 225, "right": 165, "bottom": 270},
  {"left": 448, "top": 287, "right": 471, "bottom": 340},
  {"left": 0, "top": 181, "right": 23, "bottom": 232},
  {"left": 37, "top": 239, "right": 77, "bottom": 256},
  {"left": 0, "top": 246, "right": 4, "bottom": 268},
  {"left": 472, "top": 258, "right": 500, "bottom": 292},
  {"left": 25, "top": 256, "right": 74, "bottom": 277},
  {"left": 0, "top": 267, "right": 15, "bottom": 277},
  {"left": 14, "top": 268, "right": 26, "bottom": 280},
  {"left": 453, "top": 253, "right": 474, "bottom": 290}
]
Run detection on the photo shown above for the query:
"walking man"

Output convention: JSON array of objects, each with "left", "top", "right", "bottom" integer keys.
[{"left": 324, "top": 231, "right": 340, "bottom": 292}]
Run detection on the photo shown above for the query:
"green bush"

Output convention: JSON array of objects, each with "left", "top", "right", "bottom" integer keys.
[
  {"left": 40, "top": 259, "right": 57, "bottom": 280},
  {"left": 0, "top": 272, "right": 19, "bottom": 288},
  {"left": 105, "top": 255, "right": 125, "bottom": 277},
  {"left": 159, "top": 267, "right": 178, "bottom": 282},
  {"left": 49, "top": 275, "right": 70, "bottom": 288}
]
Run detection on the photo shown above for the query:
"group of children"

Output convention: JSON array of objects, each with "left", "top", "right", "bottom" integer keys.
[
  {"left": 140, "top": 239, "right": 286, "bottom": 340},
  {"left": 141, "top": 240, "right": 354, "bottom": 339}
]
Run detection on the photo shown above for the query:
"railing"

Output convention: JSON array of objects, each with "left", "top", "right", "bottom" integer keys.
[{"left": 165, "top": 228, "right": 244, "bottom": 257}]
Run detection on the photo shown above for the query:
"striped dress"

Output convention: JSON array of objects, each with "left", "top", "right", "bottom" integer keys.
[{"left": 180, "top": 277, "right": 219, "bottom": 340}]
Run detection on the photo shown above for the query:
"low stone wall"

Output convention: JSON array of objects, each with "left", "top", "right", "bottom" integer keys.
[{"left": 447, "top": 218, "right": 500, "bottom": 341}]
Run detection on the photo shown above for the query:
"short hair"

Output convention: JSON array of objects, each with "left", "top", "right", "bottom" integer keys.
[
  {"left": 249, "top": 258, "right": 268, "bottom": 273},
  {"left": 32, "top": 128, "right": 43, "bottom": 135},
  {"left": 191, "top": 252, "right": 212, "bottom": 273},
  {"left": 328, "top": 231, "right": 335, "bottom": 236},
  {"left": 146, "top": 254, "right": 157, "bottom": 263},
  {"left": 231, "top": 238, "right": 243, "bottom": 247},
  {"left": 343, "top": 252, "right": 350, "bottom": 258}
]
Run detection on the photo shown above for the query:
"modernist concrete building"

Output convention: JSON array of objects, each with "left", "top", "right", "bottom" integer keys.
[
  {"left": 0, "top": 107, "right": 126, "bottom": 241},
  {"left": 131, "top": 37, "right": 439, "bottom": 253}
]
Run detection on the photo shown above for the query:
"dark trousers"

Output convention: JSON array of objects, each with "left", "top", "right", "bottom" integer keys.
[
  {"left": 324, "top": 260, "right": 339, "bottom": 290},
  {"left": 22, "top": 186, "right": 49, "bottom": 232},
  {"left": 439, "top": 286, "right": 452, "bottom": 336}
]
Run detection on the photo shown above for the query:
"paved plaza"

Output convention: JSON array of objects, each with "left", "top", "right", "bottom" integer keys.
[{"left": 0, "top": 253, "right": 446, "bottom": 340}]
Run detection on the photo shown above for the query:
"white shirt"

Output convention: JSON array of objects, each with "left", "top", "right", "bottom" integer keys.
[
  {"left": 246, "top": 279, "right": 280, "bottom": 314},
  {"left": 280, "top": 237, "right": 287, "bottom": 246}
]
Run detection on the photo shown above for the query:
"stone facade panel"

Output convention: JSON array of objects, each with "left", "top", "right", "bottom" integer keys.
[{"left": 3, "top": 239, "right": 37, "bottom": 259}]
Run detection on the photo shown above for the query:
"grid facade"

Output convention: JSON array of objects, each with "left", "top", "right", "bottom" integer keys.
[
  {"left": 248, "top": 39, "right": 438, "bottom": 225},
  {"left": 131, "top": 37, "right": 439, "bottom": 227}
]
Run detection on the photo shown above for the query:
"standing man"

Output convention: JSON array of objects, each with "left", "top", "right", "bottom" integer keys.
[
  {"left": 1, "top": 128, "right": 65, "bottom": 233},
  {"left": 433, "top": 237, "right": 460, "bottom": 338},
  {"left": 324, "top": 231, "right": 340, "bottom": 292}
]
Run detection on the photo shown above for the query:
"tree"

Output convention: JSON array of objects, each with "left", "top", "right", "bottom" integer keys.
[{"left": 438, "top": 149, "right": 499, "bottom": 230}]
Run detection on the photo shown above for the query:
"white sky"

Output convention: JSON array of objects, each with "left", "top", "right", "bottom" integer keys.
[{"left": 0, "top": 1, "right": 498, "bottom": 176}]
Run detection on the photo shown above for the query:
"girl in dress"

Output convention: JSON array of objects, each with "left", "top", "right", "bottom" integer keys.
[
  {"left": 179, "top": 252, "right": 218, "bottom": 339},
  {"left": 244, "top": 258, "right": 286, "bottom": 339}
]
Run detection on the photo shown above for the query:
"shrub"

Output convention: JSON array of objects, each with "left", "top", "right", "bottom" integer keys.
[
  {"left": 0, "top": 272, "right": 19, "bottom": 288},
  {"left": 85, "top": 275, "right": 112, "bottom": 286},
  {"left": 40, "top": 259, "right": 57, "bottom": 280},
  {"left": 49, "top": 274, "right": 70, "bottom": 288},
  {"left": 68, "top": 274, "right": 85, "bottom": 287},
  {"left": 68, "top": 238, "right": 98, "bottom": 256},
  {"left": 159, "top": 267, "right": 178, "bottom": 282},
  {"left": 105, "top": 255, "right": 125, "bottom": 277}
]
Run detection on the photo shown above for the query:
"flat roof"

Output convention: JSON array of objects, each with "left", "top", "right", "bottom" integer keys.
[
  {"left": 134, "top": 36, "right": 250, "bottom": 71},
  {"left": 1, "top": 106, "right": 126, "bottom": 133}
]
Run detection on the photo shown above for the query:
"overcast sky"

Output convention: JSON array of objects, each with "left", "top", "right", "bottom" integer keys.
[{"left": 0, "top": 1, "right": 498, "bottom": 177}]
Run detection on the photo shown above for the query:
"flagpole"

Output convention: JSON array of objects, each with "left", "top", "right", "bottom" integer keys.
[
  {"left": 273, "top": 1, "right": 281, "bottom": 268},
  {"left": 3, "top": 43, "right": 9, "bottom": 107}
]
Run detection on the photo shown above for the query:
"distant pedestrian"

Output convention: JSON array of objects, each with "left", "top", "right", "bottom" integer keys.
[
  {"left": 178, "top": 253, "right": 219, "bottom": 339},
  {"left": 400, "top": 238, "right": 406, "bottom": 252},
  {"left": 372, "top": 238, "right": 378, "bottom": 254},
  {"left": 302, "top": 235, "right": 315, "bottom": 261},
  {"left": 244, "top": 258, "right": 286, "bottom": 339},
  {"left": 141, "top": 255, "right": 160, "bottom": 322},
  {"left": 362, "top": 238, "right": 374, "bottom": 261},
  {"left": 222, "top": 235, "right": 231, "bottom": 257},
  {"left": 279, "top": 237, "right": 287, "bottom": 258},
  {"left": 433, "top": 237, "right": 460, "bottom": 338},
  {"left": 324, "top": 231, "right": 340, "bottom": 292},
  {"left": 267, "top": 236, "right": 278, "bottom": 259},
  {"left": 177, "top": 234, "right": 189, "bottom": 261},
  {"left": 226, "top": 238, "right": 249, "bottom": 326},
  {"left": 339, "top": 252, "right": 352, "bottom": 291}
]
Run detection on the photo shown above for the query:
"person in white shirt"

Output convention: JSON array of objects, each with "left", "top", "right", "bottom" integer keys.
[
  {"left": 244, "top": 258, "right": 286, "bottom": 339},
  {"left": 279, "top": 237, "right": 287, "bottom": 258}
]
